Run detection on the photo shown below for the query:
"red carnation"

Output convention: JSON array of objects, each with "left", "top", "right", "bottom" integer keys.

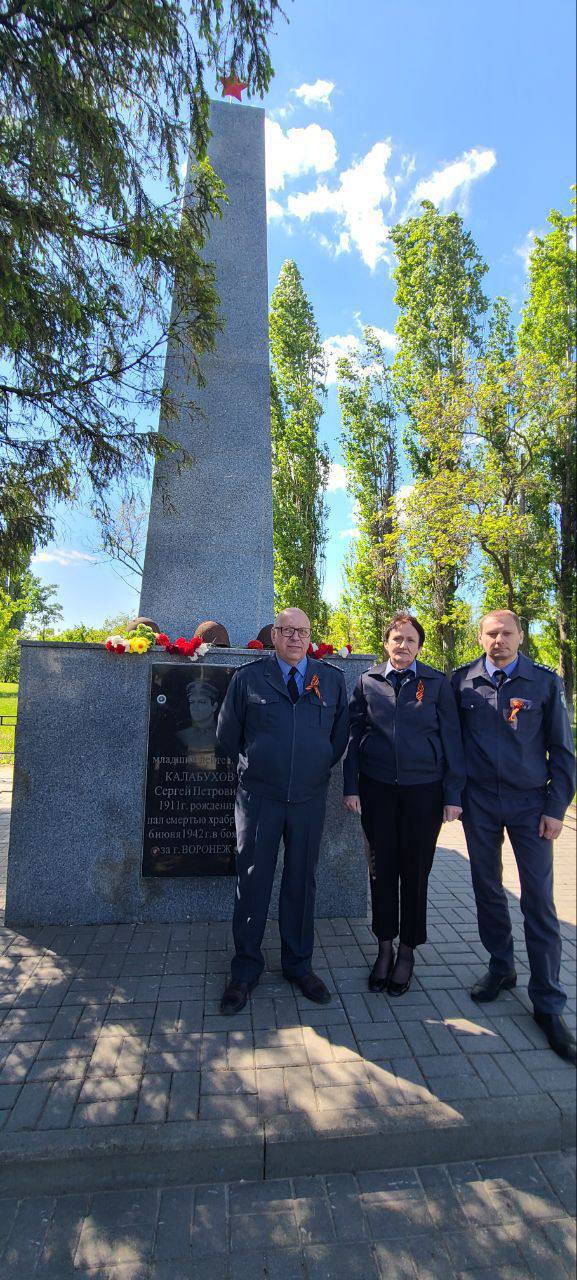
[
  {"left": 156, "top": 633, "right": 170, "bottom": 647},
  {"left": 105, "top": 640, "right": 113, "bottom": 651},
  {"left": 315, "top": 643, "right": 334, "bottom": 658},
  {"left": 188, "top": 636, "right": 203, "bottom": 655},
  {"left": 247, "top": 639, "right": 264, "bottom": 649}
]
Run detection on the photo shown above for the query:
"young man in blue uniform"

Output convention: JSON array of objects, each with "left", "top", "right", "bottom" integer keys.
[
  {"left": 216, "top": 607, "right": 350, "bottom": 1015},
  {"left": 452, "top": 609, "right": 576, "bottom": 1062}
]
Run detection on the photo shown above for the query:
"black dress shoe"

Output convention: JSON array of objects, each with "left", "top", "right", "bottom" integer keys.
[
  {"left": 368, "top": 949, "right": 395, "bottom": 993},
  {"left": 285, "top": 970, "right": 331, "bottom": 1004},
  {"left": 470, "top": 970, "right": 517, "bottom": 1002},
  {"left": 220, "top": 978, "right": 257, "bottom": 1016},
  {"left": 387, "top": 955, "right": 414, "bottom": 998},
  {"left": 533, "top": 1011, "right": 577, "bottom": 1063}
]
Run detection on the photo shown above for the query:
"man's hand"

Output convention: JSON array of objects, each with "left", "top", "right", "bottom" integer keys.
[
  {"left": 443, "top": 805, "right": 462, "bottom": 823},
  {"left": 539, "top": 814, "right": 563, "bottom": 840},
  {"left": 343, "top": 795, "right": 362, "bottom": 814}
]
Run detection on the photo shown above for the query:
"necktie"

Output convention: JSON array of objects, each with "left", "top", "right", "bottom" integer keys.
[
  {"left": 388, "top": 670, "right": 404, "bottom": 698},
  {"left": 287, "top": 666, "right": 300, "bottom": 704},
  {"left": 493, "top": 670, "right": 506, "bottom": 690}
]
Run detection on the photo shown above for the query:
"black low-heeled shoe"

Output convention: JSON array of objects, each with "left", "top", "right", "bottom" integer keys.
[
  {"left": 387, "top": 955, "right": 414, "bottom": 997},
  {"left": 368, "top": 949, "right": 395, "bottom": 993}
]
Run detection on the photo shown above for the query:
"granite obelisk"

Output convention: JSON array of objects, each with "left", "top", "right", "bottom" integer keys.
[{"left": 139, "top": 102, "right": 274, "bottom": 643}]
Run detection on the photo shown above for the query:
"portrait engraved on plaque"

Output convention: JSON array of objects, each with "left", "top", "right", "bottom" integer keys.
[{"left": 142, "top": 665, "right": 237, "bottom": 877}]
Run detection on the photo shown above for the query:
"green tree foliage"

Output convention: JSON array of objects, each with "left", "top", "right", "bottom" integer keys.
[
  {"left": 0, "top": 0, "right": 284, "bottom": 575},
  {"left": 336, "top": 327, "right": 403, "bottom": 654},
  {"left": 518, "top": 200, "right": 576, "bottom": 707},
  {"left": 0, "top": 568, "right": 63, "bottom": 679},
  {"left": 389, "top": 202, "right": 489, "bottom": 669},
  {"left": 269, "top": 260, "right": 329, "bottom": 634},
  {"left": 471, "top": 298, "right": 556, "bottom": 651}
]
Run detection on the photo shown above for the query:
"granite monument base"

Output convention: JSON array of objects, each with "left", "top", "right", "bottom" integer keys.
[{"left": 6, "top": 642, "right": 373, "bottom": 925}]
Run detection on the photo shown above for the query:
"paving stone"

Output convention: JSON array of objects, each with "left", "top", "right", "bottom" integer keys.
[
  {"left": 4, "top": 1080, "right": 51, "bottom": 1129},
  {"left": 2, "top": 1195, "right": 54, "bottom": 1271},
  {"left": 191, "top": 1184, "right": 228, "bottom": 1258},
  {"left": 36, "top": 1192, "right": 89, "bottom": 1274},
  {"left": 135, "top": 1072, "right": 171, "bottom": 1124},
  {"left": 38, "top": 1080, "right": 82, "bottom": 1129},
  {"left": 230, "top": 1210, "right": 300, "bottom": 1251},
  {"left": 153, "top": 1185, "right": 193, "bottom": 1258},
  {"left": 362, "top": 1190, "right": 436, "bottom": 1240},
  {"left": 304, "top": 1241, "right": 381, "bottom": 1278},
  {"left": 229, "top": 1179, "right": 293, "bottom": 1215},
  {"left": 167, "top": 1070, "right": 200, "bottom": 1121}
]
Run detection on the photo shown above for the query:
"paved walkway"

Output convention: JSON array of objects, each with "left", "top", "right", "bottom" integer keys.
[
  {"left": 0, "top": 768, "right": 574, "bottom": 1192},
  {"left": 0, "top": 1151, "right": 575, "bottom": 1279}
]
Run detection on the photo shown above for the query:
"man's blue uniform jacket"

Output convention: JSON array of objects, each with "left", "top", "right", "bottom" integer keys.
[
  {"left": 216, "top": 654, "right": 350, "bottom": 804},
  {"left": 451, "top": 653, "right": 576, "bottom": 820}
]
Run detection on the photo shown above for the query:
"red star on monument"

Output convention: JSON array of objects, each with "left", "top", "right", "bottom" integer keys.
[{"left": 221, "top": 74, "right": 248, "bottom": 102}]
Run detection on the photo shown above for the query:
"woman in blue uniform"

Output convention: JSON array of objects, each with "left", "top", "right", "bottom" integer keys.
[{"left": 343, "top": 613, "right": 465, "bottom": 995}]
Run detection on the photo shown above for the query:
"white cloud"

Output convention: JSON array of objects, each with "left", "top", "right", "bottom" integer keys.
[
  {"left": 265, "top": 119, "right": 337, "bottom": 193},
  {"left": 286, "top": 140, "right": 395, "bottom": 269},
  {"left": 322, "top": 319, "right": 397, "bottom": 384},
  {"left": 293, "top": 79, "right": 335, "bottom": 109},
  {"left": 322, "top": 333, "right": 361, "bottom": 384},
  {"left": 514, "top": 228, "right": 536, "bottom": 273},
  {"left": 394, "top": 484, "right": 414, "bottom": 527},
  {"left": 267, "top": 196, "right": 285, "bottom": 221},
  {"left": 326, "top": 463, "right": 348, "bottom": 492},
  {"left": 354, "top": 316, "right": 398, "bottom": 352},
  {"left": 407, "top": 147, "right": 496, "bottom": 213},
  {"left": 339, "top": 526, "right": 360, "bottom": 539},
  {"left": 31, "top": 548, "right": 97, "bottom": 567}
]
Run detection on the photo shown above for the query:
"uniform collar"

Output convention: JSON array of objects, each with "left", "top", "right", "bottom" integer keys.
[
  {"left": 276, "top": 654, "right": 308, "bottom": 681},
  {"left": 468, "top": 651, "right": 535, "bottom": 683},
  {"left": 484, "top": 654, "right": 519, "bottom": 679},
  {"left": 263, "top": 653, "right": 311, "bottom": 700},
  {"left": 384, "top": 659, "right": 417, "bottom": 678}
]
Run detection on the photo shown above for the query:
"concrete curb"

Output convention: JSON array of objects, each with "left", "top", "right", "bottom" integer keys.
[{"left": 0, "top": 1090, "right": 573, "bottom": 1197}]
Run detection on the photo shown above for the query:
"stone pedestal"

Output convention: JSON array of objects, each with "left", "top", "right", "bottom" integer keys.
[{"left": 6, "top": 643, "right": 372, "bottom": 926}]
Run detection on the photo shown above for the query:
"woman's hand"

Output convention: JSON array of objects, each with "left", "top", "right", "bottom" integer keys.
[
  {"left": 443, "top": 805, "right": 462, "bottom": 823},
  {"left": 343, "top": 794, "right": 362, "bottom": 814}
]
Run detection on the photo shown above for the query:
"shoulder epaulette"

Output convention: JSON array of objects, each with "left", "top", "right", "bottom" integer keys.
[
  {"left": 533, "top": 662, "right": 557, "bottom": 674},
  {"left": 451, "top": 661, "right": 472, "bottom": 672},
  {"left": 323, "top": 659, "right": 344, "bottom": 672},
  {"left": 236, "top": 657, "right": 265, "bottom": 670}
]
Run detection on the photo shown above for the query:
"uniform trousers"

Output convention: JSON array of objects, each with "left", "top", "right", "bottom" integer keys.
[
  {"left": 231, "top": 786, "right": 327, "bottom": 985},
  {"left": 358, "top": 774, "right": 444, "bottom": 947},
  {"left": 461, "top": 784, "right": 565, "bottom": 1014}
]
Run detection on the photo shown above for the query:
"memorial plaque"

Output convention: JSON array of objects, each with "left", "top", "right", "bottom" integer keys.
[{"left": 142, "top": 664, "right": 237, "bottom": 876}]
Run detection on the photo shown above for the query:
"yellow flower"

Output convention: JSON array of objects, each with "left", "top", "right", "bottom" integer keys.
[{"left": 130, "top": 636, "right": 151, "bottom": 654}]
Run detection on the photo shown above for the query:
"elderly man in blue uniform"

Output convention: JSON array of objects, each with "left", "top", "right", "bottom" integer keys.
[
  {"left": 216, "top": 607, "right": 350, "bottom": 1015},
  {"left": 452, "top": 609, "right": 576, "bottom": 1062}
]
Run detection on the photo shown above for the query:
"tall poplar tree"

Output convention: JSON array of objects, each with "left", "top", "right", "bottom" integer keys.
[
  {"left": 336, "top": 327, "right": 402, "bottom": 653},
  {"left": 472, "top": 298, "right": 556, "bottom": 650},
  {"left": 518, "top": 201, "right": 576, "bottom": 707},
  {"left": 389, "top": 200, "right": 489, "bottom": 669},
  {"left": 269, "top": 261, "right": 329, "bottom": 633}
]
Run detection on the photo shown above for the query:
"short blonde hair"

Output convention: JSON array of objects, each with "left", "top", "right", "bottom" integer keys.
[{"left": 479, "top": 609, "right": 523, "bottom": 633}]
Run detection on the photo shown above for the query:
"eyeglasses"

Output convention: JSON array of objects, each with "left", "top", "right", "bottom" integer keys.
[{"left": 276, "top": 627, "right": 310, "bottom": 639}]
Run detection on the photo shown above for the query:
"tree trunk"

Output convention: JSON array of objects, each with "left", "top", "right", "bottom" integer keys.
[{"left": 556, "top": 434, "right": 576, "bottom": 715}]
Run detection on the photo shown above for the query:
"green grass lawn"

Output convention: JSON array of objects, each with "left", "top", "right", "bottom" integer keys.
[{"left": 0, "top": 682, "right": 17, "bottom": 758}]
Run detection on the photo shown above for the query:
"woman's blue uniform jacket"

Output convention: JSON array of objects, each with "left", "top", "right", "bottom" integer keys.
[
  {"left": 216, "top": 655, "right": 350, "bottom": 804},
  {"left": 343, "top": 660, "right": 465, "bottom": 805}
]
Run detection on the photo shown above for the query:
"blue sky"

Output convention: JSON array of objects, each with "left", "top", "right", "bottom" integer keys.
[{"left": 32, "top": 0, "right": 576, "bottom": 628}]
